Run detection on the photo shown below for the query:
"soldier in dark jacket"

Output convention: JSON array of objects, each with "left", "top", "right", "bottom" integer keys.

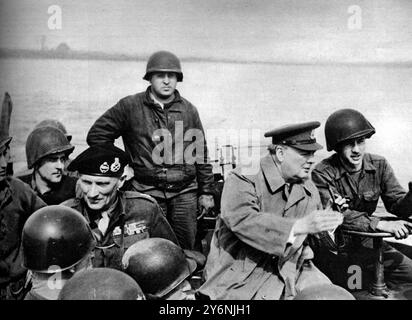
[
  {"left": 86, "top": 51, "right": 215, "bottom": 250},
  {"left": 61, "top": 144, "right": 179, "bottom": 270},
  {"left": 17, "top": 126, "right": 77, "bottom": 205},
  {"left": 311, "top": 108, "right": 412, "bottom": 290},
  {"left": 0, "top": 98, "right": 46, "bottom": 300}
]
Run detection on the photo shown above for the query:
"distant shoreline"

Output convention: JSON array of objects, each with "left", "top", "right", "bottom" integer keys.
[{"left": 1, "top": 48, "right": 412, "bottom": 68}]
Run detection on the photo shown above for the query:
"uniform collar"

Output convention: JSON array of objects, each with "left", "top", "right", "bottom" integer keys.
[
  {"left": 260, "top": 154, "right": 312, "bottom": 196},
  {"left": 30, "top": 173, "right": 38, "bottom": 193}
]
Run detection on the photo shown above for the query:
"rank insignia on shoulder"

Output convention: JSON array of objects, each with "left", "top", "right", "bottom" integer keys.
[
  {"left": 125, "top": 222, "right": 148, "bottom": 236},
  {"left": 112, "top": 226, "right": 122, "bottom": 237}
]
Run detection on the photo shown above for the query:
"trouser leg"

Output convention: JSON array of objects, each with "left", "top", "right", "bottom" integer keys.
[
  {"left": 155, "top": 191, "right": 198, "bottom": 250},
  {"left": 348, "top": 239, "right": 412, "bottom": 290}
]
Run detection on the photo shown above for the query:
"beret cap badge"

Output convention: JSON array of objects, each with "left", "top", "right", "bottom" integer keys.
[
  {"left": 111, "top": 158, "right": 121, "bottom": 172},
  {"left": 100, "top": 162, "right": 110, "bottom": 173}
]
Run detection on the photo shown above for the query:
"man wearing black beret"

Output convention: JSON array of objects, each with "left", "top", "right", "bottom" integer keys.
[
  {"left": 61, "top": 143, "right": 179, "bottom": 270},
  {"left": 199, "top": 121, "right": 350, "bottom": 300}
]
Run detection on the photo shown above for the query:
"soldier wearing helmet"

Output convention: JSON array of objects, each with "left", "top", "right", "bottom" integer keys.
[
  {"left": 87, "top": 50, "right": 215, "bottom": 250},
  {"left": 0, "top": 92, "right": 46, "bottom": 300},
  {"left": 33, "top": 119, "right": 78, "bottom": 177},
  {"left": 122, "top": 238, "right": 197, "bottom": 300},
  {"left": 22, "top": 205, "right": 96, "bottom": 300},
  {"left": 58, "top": 268, "right": 145, "bottom": 300},
  {"left": 311, "top": 108, "right": 412, "bottom": 290},
  {"left": 61, "top": 144, "right": 179, "bottom": 270},
  {"left": 16, "top": 126, "right": 78, "bottom": 205},
  {"left": 34, "top": 119, "right": 72, "bottom": 142}
]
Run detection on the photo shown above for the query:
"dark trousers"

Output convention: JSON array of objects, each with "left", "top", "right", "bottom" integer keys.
[
  {"left": 313, "top": 238, "right": 412, "bottom": 291},
  {"left": 154, "top": 191, "right": 198, "bottom": 250}
]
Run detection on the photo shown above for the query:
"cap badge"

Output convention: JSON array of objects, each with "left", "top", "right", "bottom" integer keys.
[
  {"left": 110, "top": 157, "right": 121, "bottom": 172},
  {"left": 99, "top": 161, "right": 109, "bottom": 173},
  {"left": 310, "top": 130, "right": 315, "bottom": 139}
]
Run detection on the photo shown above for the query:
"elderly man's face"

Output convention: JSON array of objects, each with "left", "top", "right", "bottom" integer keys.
[
  {"left": 280, "top": 146, "right": 316, "bottom": 182},
  {"left": 79, "top": 174, "right": 121, "bottom": 211},
  {"left": 150, "top": 72, "right": 178, "bottom": 100},
  {"left": 0, "top": 145, "right": 10, "bottom": 183}
]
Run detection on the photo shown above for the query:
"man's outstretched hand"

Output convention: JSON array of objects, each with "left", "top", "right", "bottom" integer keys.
[{"left": 293, "top": 209, "right": 343, "bottom": 236}]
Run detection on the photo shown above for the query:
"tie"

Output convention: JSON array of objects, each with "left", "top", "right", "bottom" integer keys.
[
  {"left": 98, "top": 212, "right": 110, "bottom": 236},
  {"left": 284, "top": 183, "right": 291, "bottom": 199}
]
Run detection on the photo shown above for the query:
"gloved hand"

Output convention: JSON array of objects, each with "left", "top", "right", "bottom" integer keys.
[{"left": 198, "top": 194, "right": 215, "bottom": 219}]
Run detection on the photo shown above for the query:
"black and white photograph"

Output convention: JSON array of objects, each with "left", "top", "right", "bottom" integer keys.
[{"left": 1, "top": 0, "right": 412, "bottom": 308}]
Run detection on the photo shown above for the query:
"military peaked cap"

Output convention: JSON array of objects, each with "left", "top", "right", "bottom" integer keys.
[{"left": 264, "top": 121, "right": 323, "bottom": 151}]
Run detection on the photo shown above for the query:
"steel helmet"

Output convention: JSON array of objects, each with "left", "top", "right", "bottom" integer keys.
[
  {"left": 294, "top": 284, "right": 355, "bottom": 300},
  {"left": 25, "top": 126, "right": 74, "bottom": 169},
  {"left": 34, "top": 119, "right": 72, "bottom": 142},
  {"left": 122, "top": 238, "right": 196, "bottom": 298},
  {"left": 143, "top": 51, "right": 183, "bottom": 82},
  {"left": 58, "top": 268, "right": 145, "bottom": 300},
  {"left": 22, "top": 205, "right": 96, "bottom": 273},
  {"left": 325, "top": 108, "right": 375, "bottom": 151}
]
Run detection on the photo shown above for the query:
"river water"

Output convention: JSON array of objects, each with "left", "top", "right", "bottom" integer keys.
[{"left": 1, "top": 57, "right": 412, "bottom": 186}]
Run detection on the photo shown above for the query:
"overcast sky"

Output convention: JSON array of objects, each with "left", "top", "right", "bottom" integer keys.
[{"left": 1, "top": 0, "right": 411, "bottom": 63}]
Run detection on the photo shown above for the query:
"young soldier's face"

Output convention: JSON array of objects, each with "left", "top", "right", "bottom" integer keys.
[
  {"left": 0, "top": 145, "right": 10, "bottom": 182},
  {"left": 150, "top": 72, "right": 177, "bottom": 99},
  {"left": 338, "top": 137, "right": 366, "bottom": 171},
  {"left": 36, "top": 152, "right": 68, "bottom": 184},
  {"left": 280, "top": 146, "right": 315, "bottom": 182},
  {"left": 79, "top": 174, "right": 121, "bottom": 211}
]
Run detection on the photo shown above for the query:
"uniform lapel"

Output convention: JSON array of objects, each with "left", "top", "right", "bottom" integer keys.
[{"left": 284, "top": 184, "right": 305, "bottom": 211}]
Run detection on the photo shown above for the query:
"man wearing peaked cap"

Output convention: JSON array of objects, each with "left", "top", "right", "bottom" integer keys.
[
  {"left": 61, "top": 144, "right": 179, "bottom": 270},
  {"left": 1, "top": 92, "right": 46, "bottom": 300},
  {"left": 264, "top": 121, "right": 323, "bottom": 151},
  {"left": 200, "top": 121, "right": 349, "bottom": 300}
]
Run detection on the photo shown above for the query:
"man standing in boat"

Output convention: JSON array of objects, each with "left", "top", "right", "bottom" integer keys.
[{"left": 86, "top": 51, "right": 215, "bottom": 250}]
